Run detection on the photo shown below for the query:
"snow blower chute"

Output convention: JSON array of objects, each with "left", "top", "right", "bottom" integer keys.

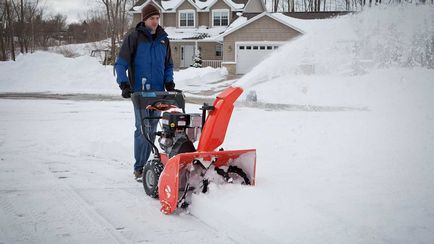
[{"left": 131, "top": 86, "right": 256, "bottom": 214}]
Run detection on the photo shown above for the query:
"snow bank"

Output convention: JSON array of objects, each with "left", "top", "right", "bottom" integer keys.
[
  {"left": 0, "top": 51, "right": 227, "bottom": 96},
  {"left": 0, "top": 51, "right": 119, "bottom": 94},
  {"left": 174, "top": 66, "right": 229, "bottom": 95}
]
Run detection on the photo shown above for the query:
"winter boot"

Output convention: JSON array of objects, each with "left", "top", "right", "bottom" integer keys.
[{"left": 134, "top": 169, "right": 143, "bottom": 182}]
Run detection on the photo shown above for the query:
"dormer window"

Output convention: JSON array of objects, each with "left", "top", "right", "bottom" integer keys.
[
  {"left": 212, "top": 9, "right": 229, "bottom": 27},
  {"left": 179, "top": 10, "right": 195, "bottom": 27}
]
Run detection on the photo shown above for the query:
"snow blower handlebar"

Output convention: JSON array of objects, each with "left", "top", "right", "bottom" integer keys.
[{"left": 131, "top": 90, "right": 186, "bottom": 112}]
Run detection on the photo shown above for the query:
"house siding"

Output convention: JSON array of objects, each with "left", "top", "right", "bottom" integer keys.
[
  {"left": 163, "top": 13, "right": 176, "bottom": 27},
  {"left": 198, "top": 12, "right": 209, "bottom": 26},
  {"left": 223, "top": 15, "right": 301, "bottom": 62},
  {"left": 177, "top": 1, "right": 198, "bottom": 28}
]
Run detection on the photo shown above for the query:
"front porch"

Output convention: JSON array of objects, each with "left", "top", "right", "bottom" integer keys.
[{"left": 170, "top": 40, "right": 223, "bottom": 69}]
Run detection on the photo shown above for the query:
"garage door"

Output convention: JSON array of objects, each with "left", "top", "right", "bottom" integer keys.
[{"left": 236, "top": 44, "right": 280, "bottom": 74}]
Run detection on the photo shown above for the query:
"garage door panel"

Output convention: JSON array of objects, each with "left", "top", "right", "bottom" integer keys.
[{"left": 236, "top": 44, "right": 278, "bottom": 74}]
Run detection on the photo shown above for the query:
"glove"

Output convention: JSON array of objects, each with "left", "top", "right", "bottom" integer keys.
[
  {"left": 119, "top": 83, "right": 131, "bottom": 98},
  {"left": 165, "top": 82, "right": 175, "bottom": 91}
]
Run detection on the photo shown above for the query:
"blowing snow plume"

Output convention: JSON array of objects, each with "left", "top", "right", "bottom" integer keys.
[{"left": 237, "top": 5, "right": 434, "bottom": 89}]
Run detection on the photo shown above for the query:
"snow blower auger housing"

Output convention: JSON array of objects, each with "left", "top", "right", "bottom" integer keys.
[{"left": 131, "top": 86, "right": 256, "bottom": 214}]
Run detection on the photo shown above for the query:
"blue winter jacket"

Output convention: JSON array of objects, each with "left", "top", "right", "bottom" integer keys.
[{"left": 115, "top": 23, "right": 174, "bottom": 92}]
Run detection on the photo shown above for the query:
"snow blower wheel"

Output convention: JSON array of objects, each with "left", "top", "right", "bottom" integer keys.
[{"left": 143, "top": 159, "right": 164, "bottom": 198}]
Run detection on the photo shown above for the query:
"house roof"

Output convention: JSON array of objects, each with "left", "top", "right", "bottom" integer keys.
[
  {"left": 131, "top": 0, "right": 164, "bottom": 12},
  {"left": 201, "top": 0, "right": 245, "bottom": 11},
  {"left": 164, "top": 0, "right": 201, "bottom": 11},
  {"left": 132, "top": 0, "right": 247, "bottom": 12},
  {"left": 164, "top": 12, "right": 307, "bottom": 42},
  {"left": 220, "top": 12, "right": 305, "bottom": 38}
]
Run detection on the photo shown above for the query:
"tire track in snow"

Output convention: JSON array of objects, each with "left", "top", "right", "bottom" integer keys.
[
  {"left": 49, "top": 177, "right": 130, "bottom": 244},
  {"left": 0, "top": 154, "right": 128, "bottom": 243},
  {"left": 0, "top": 195, "right": 32, "bottom": 243}
]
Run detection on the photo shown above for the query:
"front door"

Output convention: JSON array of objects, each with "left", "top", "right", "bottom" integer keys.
[{"left": 180, "top": 45, "right": 194, "bottom": 68}]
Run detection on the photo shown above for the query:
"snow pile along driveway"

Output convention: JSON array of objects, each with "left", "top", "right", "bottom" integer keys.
[{"left": 0, "top": 51, "right": 229, "bottom": 97}]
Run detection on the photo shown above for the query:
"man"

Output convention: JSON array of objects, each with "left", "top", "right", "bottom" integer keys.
[{"left": 114, "top": 4, "right": 175, "bottom": 180}]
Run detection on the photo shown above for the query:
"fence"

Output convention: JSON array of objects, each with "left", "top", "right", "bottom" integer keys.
[{"left": 202, "top": 60, "right": 222, "bottom": 68}]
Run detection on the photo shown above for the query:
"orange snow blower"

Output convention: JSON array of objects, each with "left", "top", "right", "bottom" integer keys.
[{"left": 132, "top": 86, "right": 256, "bottom": 214}]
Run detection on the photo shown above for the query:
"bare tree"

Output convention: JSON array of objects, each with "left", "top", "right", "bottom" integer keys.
[
  {"left": 5, "top": 0, "right": 15, "bottom": 60},
  {"left": 98, "top": 0, "right": 131, "bottom": 64},
  {"left": 10, "top": 0, "right": 24, "bottom": 53},
  {"left": 1, "top": 1, "right": 7, "bottom": 60}
]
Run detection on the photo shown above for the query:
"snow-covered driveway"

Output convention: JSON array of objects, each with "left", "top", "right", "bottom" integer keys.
[
  {"left": 1, "top": 94, "right": 433, "bottom": 243},
  {"left": 0, "top": 99, "right": 233, "bottom": 243}
]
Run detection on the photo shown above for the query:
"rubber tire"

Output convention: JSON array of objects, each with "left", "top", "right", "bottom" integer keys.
[{"left": 142, "top": 159, "right": 164, "bottom": 198}]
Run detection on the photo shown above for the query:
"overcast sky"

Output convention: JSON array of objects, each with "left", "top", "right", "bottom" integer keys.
[{"left": 42, "top": 0, "right": 100, "bottom": 23}]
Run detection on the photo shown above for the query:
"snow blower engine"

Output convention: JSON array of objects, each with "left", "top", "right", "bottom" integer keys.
[{"left": 131, "top": 86, "right": 256, "bottom": 214}]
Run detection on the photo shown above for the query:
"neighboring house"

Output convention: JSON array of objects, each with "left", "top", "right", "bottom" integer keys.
[{"left": 130, "top": 0, "right": 342, "bottom": 74}]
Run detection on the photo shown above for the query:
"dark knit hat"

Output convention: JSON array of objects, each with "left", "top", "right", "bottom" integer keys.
[{"left": 142, "top": 4, "right": 160, "bottom": 21}]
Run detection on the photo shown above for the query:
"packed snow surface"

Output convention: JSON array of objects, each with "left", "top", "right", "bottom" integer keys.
[{"left": 1, "top": 5, "right": 434, "bottom": 244}]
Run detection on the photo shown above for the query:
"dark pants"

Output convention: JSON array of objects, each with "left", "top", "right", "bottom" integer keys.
[{"left": 133, "top": 108, "right": 160, "bottom": 172}]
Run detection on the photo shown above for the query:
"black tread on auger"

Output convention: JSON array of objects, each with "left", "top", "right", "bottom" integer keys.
[
  {"left": 215, "top": 166, "right": 251, "bottom": 185},
  {"left": 143, "top": 159, "right": 164, "bottom": 198}
]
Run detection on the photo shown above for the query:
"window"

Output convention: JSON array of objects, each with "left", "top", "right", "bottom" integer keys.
[
  {"left": 239, "top": 46, "right": 245, "bottom": 50},
  {"left": 246, "top": 46, "right": 251, "bottom": 50},
  {"left": 267, "top": 46, "right": 272, "bottom": 50},
  {"left": 212, "top": 10, "right": 229, "bottom": 26},
  {"left": 260, "top": 46, "right": 265, "bottom": 50},
  {"left": 253, "top": 46, "right": 258, "bottom": 50},
  {"left": 216, "top": 44, "right": 222, "bottom": 57},
  {"left": 179, "top": 11, "right": 195, "bottom": 27}
]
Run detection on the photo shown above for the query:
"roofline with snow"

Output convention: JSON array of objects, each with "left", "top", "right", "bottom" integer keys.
[
  {"left": 131, "top": 0, "right": 245, "bottom": 13},
  {"left": 220, "top": 12, "right": 305, "bottom": 38},
  {"left": 131, "top": 0, "right": 164, "bottom": 13},
  {"left": 204, "top": 0, "right": 245, "bottom": 11},
  {"left": 169, "top": 0, "right": 202, "bottom": 12}
]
